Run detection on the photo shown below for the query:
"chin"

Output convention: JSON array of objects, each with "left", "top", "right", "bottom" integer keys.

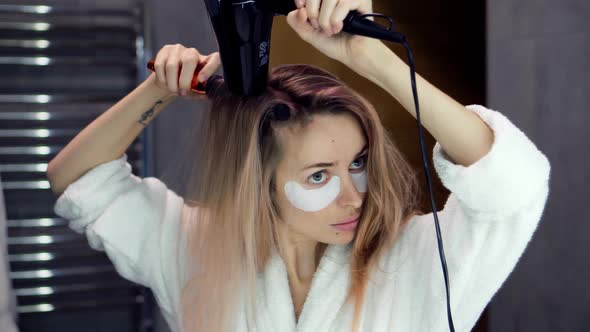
[{"left": 325, "top": 231, "right": 356, "bottom": 245}]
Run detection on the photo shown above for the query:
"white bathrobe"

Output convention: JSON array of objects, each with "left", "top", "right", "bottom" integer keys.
[{"left": 54, "top": 104, "right": 551, "bottom": 332}]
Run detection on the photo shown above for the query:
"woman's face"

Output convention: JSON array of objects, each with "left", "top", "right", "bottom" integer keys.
[{"left": 273, "top": 112, "right": 368, "bottom": 245}]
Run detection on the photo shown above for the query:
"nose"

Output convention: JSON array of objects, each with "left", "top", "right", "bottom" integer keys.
[{"left": 338, "top": 175, "right": 364, "bottom": 209}]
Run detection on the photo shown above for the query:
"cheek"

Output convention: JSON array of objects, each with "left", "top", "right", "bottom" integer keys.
[
  {"left": 283, "top": 176, "right": 341, "bottom": 212},
  {"left": 351, "top": 169, "right": 367, "bottom": 193}
]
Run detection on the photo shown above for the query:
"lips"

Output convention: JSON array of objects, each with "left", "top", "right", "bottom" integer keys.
[{"left": 332, "top": 215, "right": 360, "bottom": 225}]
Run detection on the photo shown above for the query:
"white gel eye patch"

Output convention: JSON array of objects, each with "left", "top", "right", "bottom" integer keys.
[
  {"left": 284, "top": 176, "right": 341, "bottom": 212},
  {"left": 284, "top": 170, "right": 367, "bottom": 212},
  {"left": 351, "top": 169, "right": 368, "bottom": 193}
]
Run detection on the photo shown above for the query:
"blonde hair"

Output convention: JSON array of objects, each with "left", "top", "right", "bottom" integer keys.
[{"left": 176, "top": 64, "right": 423, "bottom": 332}]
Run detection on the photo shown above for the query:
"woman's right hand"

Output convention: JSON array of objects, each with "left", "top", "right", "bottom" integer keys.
[{"left": 149, "top": 43, "right": 222, "bottom": 100}]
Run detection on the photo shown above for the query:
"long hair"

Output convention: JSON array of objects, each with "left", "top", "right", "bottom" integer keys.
[{"left": 176, "top": 64, "right": 423, "bottom": 332}]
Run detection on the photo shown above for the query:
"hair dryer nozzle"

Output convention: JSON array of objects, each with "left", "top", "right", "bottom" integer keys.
[{"left": 204, "top": 0, "right": 274, "bottom": 96}]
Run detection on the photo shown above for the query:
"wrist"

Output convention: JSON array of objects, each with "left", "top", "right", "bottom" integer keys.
[
  {"left": 348, "top": 40, "right": 400, "bottom": 83},
  {"left": 143, "top": 73, "right": 178, "bottom": 100}
]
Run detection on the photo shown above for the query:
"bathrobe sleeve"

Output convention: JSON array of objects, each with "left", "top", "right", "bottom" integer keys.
[
  {"left": 53, "top": 154, "right": 186, "bottom": 313},
  {"left": 400, "top": 104, "right": 551, "bottom": 331}
]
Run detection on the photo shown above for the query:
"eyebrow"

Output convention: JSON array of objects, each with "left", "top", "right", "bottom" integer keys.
[{"left": 299, "top": 144, "right": 368, "bottom": 173}]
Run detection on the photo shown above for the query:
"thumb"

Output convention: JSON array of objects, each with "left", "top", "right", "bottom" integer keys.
[{"left": 197, "top": 52, "right": 221, "bottom": 83}]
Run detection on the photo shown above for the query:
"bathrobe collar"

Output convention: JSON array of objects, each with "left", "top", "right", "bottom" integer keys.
[{"left": 255, "top": 243, "right": 352, "bottom": 332}]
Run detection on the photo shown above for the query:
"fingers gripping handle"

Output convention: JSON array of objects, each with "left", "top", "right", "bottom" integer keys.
[{"left": 146, "top": 59, "right": 208, "bottom": 95}]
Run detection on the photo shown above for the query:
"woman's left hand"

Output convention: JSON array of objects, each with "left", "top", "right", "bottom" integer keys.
[{"left": 286, "top": 0, "right": 377, "bottom": 67}]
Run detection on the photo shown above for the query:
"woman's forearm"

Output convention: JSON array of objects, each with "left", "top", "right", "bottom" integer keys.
[
  {"left": 349, "top": 41, "right": 494, "bottom": 167},
  {"left": 47, "top": 73, "right": 177, "bottom": 195}
]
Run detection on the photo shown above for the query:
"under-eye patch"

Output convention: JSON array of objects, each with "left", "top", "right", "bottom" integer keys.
[
  {"left": 351, "top": 169, "right": 368, "bottom": 193},
  {"left": 284, "top": 176, "right": 341, "bottom": 212}
]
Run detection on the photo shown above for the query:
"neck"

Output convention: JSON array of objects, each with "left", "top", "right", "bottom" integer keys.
[{"left": 277, "top": 223, "right": 324, "bottom": 283}]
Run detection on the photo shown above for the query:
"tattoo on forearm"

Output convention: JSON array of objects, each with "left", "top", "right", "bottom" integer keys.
[{"left": 138, "top": 100, "right": 163, "bottom": 126}]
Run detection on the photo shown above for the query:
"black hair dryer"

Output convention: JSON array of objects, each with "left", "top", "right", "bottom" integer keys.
[{"left": 202, "top": 0, "right": 405, "bottom": 96}]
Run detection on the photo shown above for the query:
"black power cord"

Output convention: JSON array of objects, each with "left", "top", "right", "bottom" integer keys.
[{"left": 345, "top": 13, "right": 457, "bottom": 332}]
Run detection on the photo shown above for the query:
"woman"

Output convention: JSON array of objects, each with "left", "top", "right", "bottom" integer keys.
[{"left": 46, "top": 1, "right": 551, "bottom": 331}]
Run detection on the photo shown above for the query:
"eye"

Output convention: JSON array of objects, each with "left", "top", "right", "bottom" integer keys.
[
  {"left": 308, "top": 171, "right": 327, "bottom": 185},
  {"left": 350, "top": 155, "right": 367, "bottom": 171}
]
